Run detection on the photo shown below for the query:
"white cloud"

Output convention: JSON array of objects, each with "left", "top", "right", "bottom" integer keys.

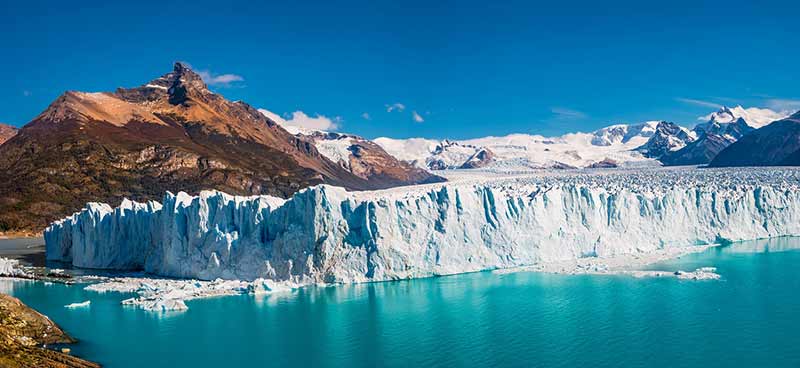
[
  {"left": 765, "top": 99, "right": 800, "bottom": 112},
  {"left": 550, "top": 107, "right": 588, "bottom": 119},
  {"left": 196, "top": 70, "right": 245, "bottom": 87},
  {"left": 412, "top": 111, "right": 424, "bottom": 123},
  {"left": 361, "top": 112, "right": 371, "bottom": 120},
  {"left": 675, "top": 97, "right": 722, "bottom": 109},
  {"left": 257, "top": 109, "right": 286, "bottom": 124},
  {"left": 386, "top": 103, "right": 406, "bottom": 112},
  {"left": 257, "top": 108, "right": 340, "bottom": 132}
]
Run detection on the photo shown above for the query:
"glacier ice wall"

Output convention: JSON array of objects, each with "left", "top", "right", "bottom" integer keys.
[{"left": 45, "top": 180, "right": 800, "bottom": 283}]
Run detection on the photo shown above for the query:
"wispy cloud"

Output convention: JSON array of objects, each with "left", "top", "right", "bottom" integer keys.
[
  {"left": 361, "top": 112, "right": 371, "bottom": 120},
  {"left": 412, "top": 111, "right": 424, "bottom": 123},
  {"left": 765, "top": 99, "right": 800, "bottom": 112},
  {"left": 22, "top": 90, "right": 31, "bottom": 97},
  {"left": 196, "top": 70, "right": 245, "bottom": 87},
  {"left": 675, "top": 97, "right": 722, "bottom": 109},
  {"left": 550, "top": 107, "right": 588, "bottom": 120},
  {"left": 385, "top": 103, "right": 406, "bottom": 113}
]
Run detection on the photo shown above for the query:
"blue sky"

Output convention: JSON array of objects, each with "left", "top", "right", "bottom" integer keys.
[{"left": 2, "top": 0, "right": 799, "bottom": 139}]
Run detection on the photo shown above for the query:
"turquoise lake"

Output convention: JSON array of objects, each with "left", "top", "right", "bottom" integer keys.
[{"left": 3, "top": 237, "right": 800, "bottom": 367}]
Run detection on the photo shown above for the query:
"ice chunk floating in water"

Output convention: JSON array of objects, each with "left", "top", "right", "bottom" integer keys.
[
  {"left": 64, "top": 300, "right": 91, "bottom": 308},
  {"left": 45, "top": 168, "right": 800, "bottom": 283}
]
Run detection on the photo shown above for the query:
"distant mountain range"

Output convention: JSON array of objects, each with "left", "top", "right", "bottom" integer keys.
[
  {"left": 0, "top": 63, "right": 438, "bottom": 231},
  {"left": 376, "top": 105, "right": 794, "bottom": 170}
]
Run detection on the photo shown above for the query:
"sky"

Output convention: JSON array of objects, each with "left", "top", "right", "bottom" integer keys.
[{"left": 1, "top": 0, "right": 799, "bottom": 139}]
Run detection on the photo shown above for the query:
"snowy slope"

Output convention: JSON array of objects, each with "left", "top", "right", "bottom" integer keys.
[
  {"left": 45, "top": 167, "right": 800, "bottom": 283},
  {"left": 376, "top": 121, "right": 663, "bottom": 170},
  {"left": 699, "top": 105, "right": 790, "bottom": 129},
  {"left": 374, "top": 106, "right": 792, "bottom": 170}
]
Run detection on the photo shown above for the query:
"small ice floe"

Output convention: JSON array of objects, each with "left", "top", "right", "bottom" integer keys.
[
  {"left": 64, "top": 300, "right": 91, "bottom": 308},
  {"left": 626, "top": 266, "right": 720, "bottom": 280},
  {"left": 675, "top": 267, "right": 721, "bottom": 280},
  {"left": 85, "top": 276, "right": 303, "bottom": 312},
  {"left": 122, "top": 297, "right": 188, "bottom": 311}
]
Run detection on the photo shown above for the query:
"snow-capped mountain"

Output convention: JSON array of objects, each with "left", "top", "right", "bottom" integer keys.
[
  {"left": 426, "top": 140, "right": 493, "bottom": 169},
  {"left": 376, "top": 121, "right": 666, "bottom": 170},
  {"left": 634, "top": 121, "right": 696, "bottom": 158},
  {"left": 694, "top": 113, "right": 754, "bottom": 141},
  {"left": 257, "top": 110, "right": 442, "bottom": 185},
  {"left": 710, "top": 111, "right": 800, "bottom": 167},
  {"left": 590, "top": 121, "right": 659, "bottom": 146},
  {"left": 699, "top": 105, "right": 790, "bottom": 129},
  {"left": 375, "top": 105, "right": 791, "bottom": 169},
  {"left": 662, "top": 106, "right": 788, "bottom": 166},
  {"left": 372, "top": 138, "right": 496, "bottom": 169}
]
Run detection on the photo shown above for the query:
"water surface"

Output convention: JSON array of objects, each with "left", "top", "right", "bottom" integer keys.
[{"left": 3, "top": 237, "right": 800, "bottom": 367}]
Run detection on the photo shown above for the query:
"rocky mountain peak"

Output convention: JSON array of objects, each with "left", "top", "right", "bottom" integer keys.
[
  {"left": 164, "top": 62, "right": 208, "bottom": 105},
  {"left": 170, "top": 62, "right": 206, "bottom": 88}
]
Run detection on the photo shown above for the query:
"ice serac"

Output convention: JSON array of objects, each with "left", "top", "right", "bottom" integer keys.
[{"left": 45, "top": 173, "right": 800, "bottom": 283}]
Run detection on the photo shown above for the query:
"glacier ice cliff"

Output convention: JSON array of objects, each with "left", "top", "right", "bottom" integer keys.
[{"left": 45, "top": 169, "right": 800, "bottom": 283}]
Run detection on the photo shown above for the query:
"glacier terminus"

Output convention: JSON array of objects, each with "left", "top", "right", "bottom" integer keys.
[{"left": 44, "top": 167, "right": 800, "bottom": 283}]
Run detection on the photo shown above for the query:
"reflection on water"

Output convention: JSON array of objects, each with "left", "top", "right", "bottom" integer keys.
[
  {"left": 722, "top": 236, "right": 800, "bottom": 253},
  {"left": 0, "top": 237, "right": 46, "bottom": 266}
]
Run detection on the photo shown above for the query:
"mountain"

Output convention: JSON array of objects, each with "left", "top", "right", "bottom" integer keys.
[
  {"left": 0, "top": 62, "right": 439, "bottom": 231},
  {"left": 661, "top": 108, "right": 754, "bottom": 165},
  {"left": 694, "top": 108, "right": 756, "bottom": 140},
  {"left": 375, "top": 106, "right": 789, "bottom": 169},
  {"left": 284, "top": 130, "right": 441, "bottom": 187},
  {"left": 590, "top": 122, "right": 658, "bottom": 146},
  {"left": 458, "top": 147, "right": 495, "bottom": 169},
  {"left": 709, "top": 112, "right": 800, "bottom": 167},
  {"left": 660, "top": 133, "right": 733, "bottom": 166},
  {"left": 375, "top": 121, "right": 662, "bottom": 170},
  {"left": 662, "top": 106, "right": 790, "bottom": 166},
  {"left": 634, "top": 121, "right": 696, "bottom": 158},
  {"left": 0, "top": 123, "right": 16, "bottom": 145},
  {"left": 699, "top": 105, "right": 789, "bottom": 129}
]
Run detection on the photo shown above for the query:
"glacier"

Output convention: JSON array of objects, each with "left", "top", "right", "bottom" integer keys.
[{"left": 45, "top": 168, "right": 800, "bottom": 283}]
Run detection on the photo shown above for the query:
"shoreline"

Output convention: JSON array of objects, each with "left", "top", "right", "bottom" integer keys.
[
  {"left": 0, "top": 293, "right": 100, "bottom": 367},
  {"left": 0, "top": 232, "right": 43, "bottom": 239}
]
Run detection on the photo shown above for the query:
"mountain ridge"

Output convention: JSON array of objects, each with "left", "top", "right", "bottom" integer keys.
[{"left": 0, "top": 62, "right": 439, "bottom": 231}]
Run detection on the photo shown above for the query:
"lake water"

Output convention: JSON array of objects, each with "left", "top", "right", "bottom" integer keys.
[{"left": 3, "top": 237, "right": 800, "bottom": 368}]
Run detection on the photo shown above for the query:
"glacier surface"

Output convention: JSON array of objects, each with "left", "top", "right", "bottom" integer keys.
[{"left": 45, "top": 167, "right": 800, "bottom": 283}]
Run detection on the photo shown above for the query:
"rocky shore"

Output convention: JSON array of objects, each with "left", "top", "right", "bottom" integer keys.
[{"left": 0, "top": 293, "right": 99, "bottom": 367}]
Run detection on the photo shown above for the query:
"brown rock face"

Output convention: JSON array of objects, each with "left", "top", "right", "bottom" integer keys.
[
  {"left": 0, "top": 62, "right": 441, "bottom": 231},
  {"left": 0, "top": 294, "right": 99, "bottom": 367},
  {"left": 0, "top": 123, "right": 17, "bottom": 145}
]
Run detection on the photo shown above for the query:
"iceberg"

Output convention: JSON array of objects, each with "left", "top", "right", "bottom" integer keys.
[
  {"left": 64, "top": 300, "right": 91, "bottom": 308},
  {"left": 45, "top": 168, "right": 800, "bottom": 284}
]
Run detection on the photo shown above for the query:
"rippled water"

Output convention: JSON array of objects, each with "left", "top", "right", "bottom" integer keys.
[{"left": 3, "top": 237, "right": 800, "bottom": 367}]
